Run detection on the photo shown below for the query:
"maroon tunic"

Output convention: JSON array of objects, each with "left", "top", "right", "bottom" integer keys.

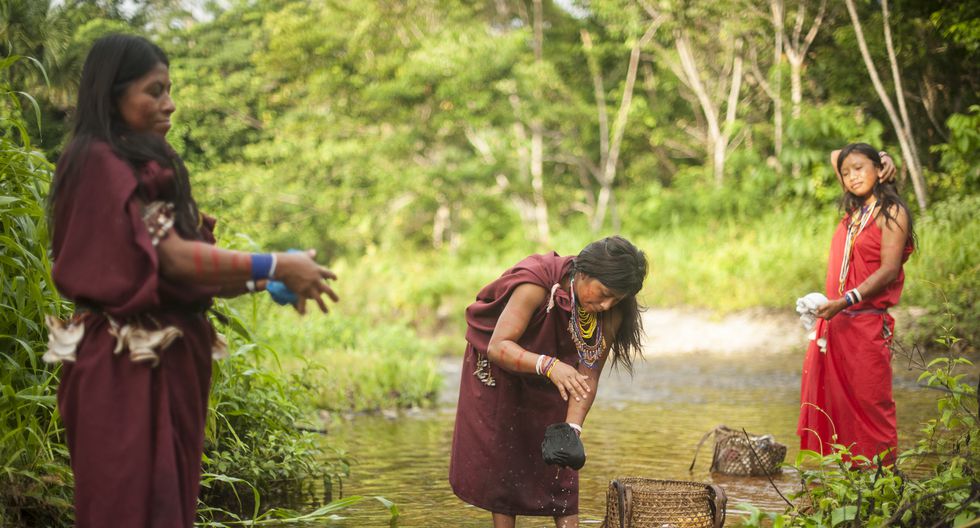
[
  {"left": 52, "top": 141, "right": 220, "bottom": 527},
  {"left": 449, "top": 253, "right": 580, "bottom": 516}
]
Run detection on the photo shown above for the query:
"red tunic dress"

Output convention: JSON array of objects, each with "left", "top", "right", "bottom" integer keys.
[
  {"left": 449, "top": 253, "right": 580, "bottom": 516},
  {"left": 797, "top": 213, "right": 913, "bottom": 464},
  {"left": 51, "top": 142, "right": 220, "bottom": 527}
]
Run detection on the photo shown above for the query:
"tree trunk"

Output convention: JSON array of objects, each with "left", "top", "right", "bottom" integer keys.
[
  {"left": 529, "top": 0, "right": 550, "bottom": 244},
  {"left": 782, "top": 0, "right": 825, "bottom": 179},
  {"left": 881, "top": 0, "right": 927, "bottom": 202},
  {"left": 770, "top": 0, "right": 785, "bottom": 164},
  {"left": 844, "top": 0, "right": 927, "bottom": 209},
  {"left": 591, "top": 19, "right": 661, "bottom": 232},
  {"left": 675, "top": 31, "right": 725, "bottom": 185},
  {"left": 789, "top": 57, "right": 802, "bottom": 178}
]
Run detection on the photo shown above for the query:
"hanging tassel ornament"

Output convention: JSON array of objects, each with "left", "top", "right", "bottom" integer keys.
[{"left": 474, "top": 353, "right": 496, "bottom": 387}]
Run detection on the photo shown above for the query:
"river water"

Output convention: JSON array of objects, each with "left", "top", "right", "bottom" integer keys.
[{"left": 321, "top": 310, "right": 941, "bottom": 527}]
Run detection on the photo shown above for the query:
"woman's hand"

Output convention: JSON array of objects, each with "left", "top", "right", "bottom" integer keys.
[
  {"left": 547, "top": 360, "right": 591, "bottom": 402},
  {"left": 878, "top": 152, "right": 897, "bottom": 183},
  {"left": 815, "top": 297, "right": 847, "bottom": 320},
  {"left": 274, "top": 249, "right": 339, "bottom": 314}
]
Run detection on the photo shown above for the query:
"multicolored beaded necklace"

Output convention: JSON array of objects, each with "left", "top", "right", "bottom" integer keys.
[
  {"left": 568, "top": 277, "right": 605, "bottom": 368},
  {"left": 838, "top": 198, "right": 878, "bottom": 294}
]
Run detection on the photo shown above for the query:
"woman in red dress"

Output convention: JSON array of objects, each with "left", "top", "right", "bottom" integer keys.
[
  {"left": 46, "top": 35, "right": 338, "bottom": 527},
  {"left": 797, "top": 143, "right": 916, "bottom": 466},
  {"left": 449, "top": 236, "right": 647, "bottom": 528}
]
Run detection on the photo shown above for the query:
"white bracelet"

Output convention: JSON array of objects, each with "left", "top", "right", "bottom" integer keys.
[
  {"left": 268, "top": 253, "right": 278, "bottom": 280},
  {"left": 535, "top": 354, "right": 546, "bottom": 376},
  {"left": 568, "top": 423, "right": 583, "bottom": 435},
  {"left": 850, "top": 288, "right": 863, "bottom": 303},
  {"left": 246, "top": 280, "right": 257, "bottom": 293}
]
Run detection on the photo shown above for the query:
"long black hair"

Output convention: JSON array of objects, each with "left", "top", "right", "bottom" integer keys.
[
  {"left": 836, "top": 143, "right": 916, "bottom": 247},
  {"left": 48, "top": 34, "right": 201, "bottom": 240},
  {"left": 572, "top": 236, "right": 648, "bottom": 373}
]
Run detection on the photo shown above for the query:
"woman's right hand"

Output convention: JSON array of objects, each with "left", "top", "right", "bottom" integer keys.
[
  {"left": 547, "top": 361, "right": 591, "bottom": 402},
  {"left": 274, "top": 249, "right": 339, "bottom": 314}
]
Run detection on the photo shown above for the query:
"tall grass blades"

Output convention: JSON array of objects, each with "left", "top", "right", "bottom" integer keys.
[{"left": 0, "top": 58, "right": 74, "bottom": 527}]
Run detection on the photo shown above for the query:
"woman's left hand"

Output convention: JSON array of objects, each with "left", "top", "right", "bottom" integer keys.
[
  {"left": 547, "top": 361, "right": 591, "bottom": 402},
  {"left": 878, "top": 152, "right": 897, "bottom": 183},
  {"left": 815, "top": 298, "right": 847, "bottom": 320}
]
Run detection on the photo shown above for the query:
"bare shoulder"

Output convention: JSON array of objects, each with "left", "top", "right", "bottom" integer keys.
[{"left": 877, "top": 203, "right": 910, "bottom": 233}]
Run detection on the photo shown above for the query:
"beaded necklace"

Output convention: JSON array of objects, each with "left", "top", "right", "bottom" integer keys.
[
  {"left": 838, "top": 199, "right": 878, "bottom": 294},
  {"left": 568, "top": 277, "right": 605, "bottom": 368}
]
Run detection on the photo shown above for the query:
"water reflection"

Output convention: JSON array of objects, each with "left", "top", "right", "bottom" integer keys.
[{"left": 323, "top": 349, "right": 938, "bottom": 527}]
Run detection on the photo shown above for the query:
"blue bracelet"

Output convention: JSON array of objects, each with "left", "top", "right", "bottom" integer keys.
[
  {"left": 251, "top": 253, "right": 274, "bottom": 280},
  {"left": 266, "top": 281, "right": 299, "bottom": 306}
]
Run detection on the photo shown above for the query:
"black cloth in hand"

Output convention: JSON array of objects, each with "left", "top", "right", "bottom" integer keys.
[{"left": 541, "top": 423, "right": 586, "bottom": 470}]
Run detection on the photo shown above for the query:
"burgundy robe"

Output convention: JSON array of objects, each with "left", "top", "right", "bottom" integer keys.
[
  {"left": 798, "top": 214, "right": 913, "bottom": 464},
  {"left": 52, "top": 141, "right": 220, "bottom": 527},
  {"left": 449, "top": 252, "right": 580, "bottom": 516}
]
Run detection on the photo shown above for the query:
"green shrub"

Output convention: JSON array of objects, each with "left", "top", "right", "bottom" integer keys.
[
  {"left": 739, "top": 321, "right": 979, "bottom": 527},
  {"left": 0, "top": 58, "right": 73, "bottom": 527}
]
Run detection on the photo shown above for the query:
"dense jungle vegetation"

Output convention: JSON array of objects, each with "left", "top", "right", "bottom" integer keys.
[{"left": 1, "top": 0, "right": 977, "bottom": 525}]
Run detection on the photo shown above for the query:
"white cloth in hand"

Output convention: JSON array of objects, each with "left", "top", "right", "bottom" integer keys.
[{"left": 795, "top": 292, "right": 829, "bottom": 332}]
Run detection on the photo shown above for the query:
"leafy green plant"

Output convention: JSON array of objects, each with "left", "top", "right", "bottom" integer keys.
[
  {"left": 738, "top": 319, "right": 979, "bottom": 527},
  {"left": 0, "top": 56, "right": 73, "bottom": 528},
  {"left": 0, "top": 68, "right": 383, "bottom": 526},
  {"left": 199, "top": 298, "right": 368, "bottom": 521}
]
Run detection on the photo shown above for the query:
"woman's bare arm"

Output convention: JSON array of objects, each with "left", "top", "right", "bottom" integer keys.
[
  {"left": 487, "top": 283, "right": 591, "bottom": 401},
  {"left": 156, "top": 234, "right": 338, "bottom": 313}
]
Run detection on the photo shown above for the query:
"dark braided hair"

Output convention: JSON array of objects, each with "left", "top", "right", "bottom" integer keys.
[
  {"left": 572, "top": 236, "right": 648, "bottom": 373},
  {"left": 49, "top": 34, "right": 202, "bottom": 241}
]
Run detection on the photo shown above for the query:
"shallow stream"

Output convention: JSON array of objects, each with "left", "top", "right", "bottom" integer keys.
[{"left": 324, "top": 310, "right": 939, "bottom": 527}]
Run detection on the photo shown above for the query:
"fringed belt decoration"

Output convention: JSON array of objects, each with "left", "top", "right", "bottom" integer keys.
[{"left": 43, "top": 308, "right": 228, "bottom": 367}]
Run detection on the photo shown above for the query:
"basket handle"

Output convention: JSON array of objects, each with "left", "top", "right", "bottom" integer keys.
[
  {"left": 689, "top": 425, "right": 723, "bottom": 472},
  {"left": 611, "top": 479, "right": 627, "bottom": 528},
  {"left": 709, "top": 484, "right": 727, "bottom": 528}
]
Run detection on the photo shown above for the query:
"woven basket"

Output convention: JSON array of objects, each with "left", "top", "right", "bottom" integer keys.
[
  {"left": 601, "top": 477, "right": 726, "bottom": 528},
  {"left": 690, "top": 425, "right": 787, "bottom": 476}
]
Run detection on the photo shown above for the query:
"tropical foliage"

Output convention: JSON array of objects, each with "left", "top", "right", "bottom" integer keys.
[{"left": 1, "top": 0, "right": 977, "bottom": 525}]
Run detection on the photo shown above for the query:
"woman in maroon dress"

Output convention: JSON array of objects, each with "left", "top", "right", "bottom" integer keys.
[
  {"left": 45, "top": 35, "right": 338, "bottom": 527},
  {"left": 798, "top": 143, "right": 915, "bottom": 466},
  {"left": 450, "top": 236, "right": 647, "bottom": 528}
]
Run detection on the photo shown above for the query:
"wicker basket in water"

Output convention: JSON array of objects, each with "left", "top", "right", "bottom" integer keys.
[
  {"left": 601, "top": 477, "right": 727, "bottom": 528},
  {"left": 690, "top": 425, "right": 787, "bottom": 476}
]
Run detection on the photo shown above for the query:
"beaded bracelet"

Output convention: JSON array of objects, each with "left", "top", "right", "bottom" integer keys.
[
  {"left": 540, "top": 356, "right": 556, "bottom": 377},
  {"left": 545, "top": 358, "right": 560, "bottom": 379}
]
